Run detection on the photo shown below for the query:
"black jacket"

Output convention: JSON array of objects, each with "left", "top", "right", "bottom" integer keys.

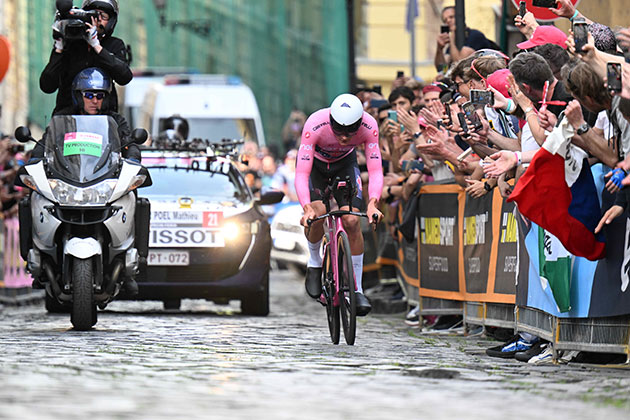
[
  {"left": 32, "top": 107, "right": 141, "bottom": 163},
  {"left": 39, "top": 36, "right": 132, "bottom": 114}
]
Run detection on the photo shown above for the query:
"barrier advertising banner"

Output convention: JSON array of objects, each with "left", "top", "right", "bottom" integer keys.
[
  {"left": 418, "top": 185, "right": 462, "bottom": 297},
  {"left": 415, "top": 184, "right": 516, "bottom": 304}
]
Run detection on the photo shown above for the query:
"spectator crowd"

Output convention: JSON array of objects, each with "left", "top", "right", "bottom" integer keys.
[{"left": 278, "top": 1, "right": 630, "bottom": 364}]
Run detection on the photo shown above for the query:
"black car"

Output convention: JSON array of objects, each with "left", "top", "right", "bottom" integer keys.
[{"left": 132, "top": 152, "right": 283, "bottom": 314}]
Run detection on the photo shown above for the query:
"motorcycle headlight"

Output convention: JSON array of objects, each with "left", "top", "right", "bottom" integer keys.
[{"left": 48, "top": 179, "right": 118, "bottom": 206}]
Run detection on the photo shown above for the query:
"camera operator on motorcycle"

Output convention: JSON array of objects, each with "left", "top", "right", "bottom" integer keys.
[
  {"left": 295, "top": 93, "right": 384, "bottom": 316},
  {"left": 32, "top": 67, "right": 141, "bottom": 164},
  {"left": 40, "top": 0, "right": 132, "bottom": 115}
]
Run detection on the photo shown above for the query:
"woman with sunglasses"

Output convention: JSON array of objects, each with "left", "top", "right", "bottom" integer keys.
[{"left": 295, "top": 93, "right": 384, "bottom": 316}]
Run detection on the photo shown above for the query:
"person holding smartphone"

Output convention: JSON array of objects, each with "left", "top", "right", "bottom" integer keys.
[{"left": 434, "top": 5, "right": 496, "bottom": 71}]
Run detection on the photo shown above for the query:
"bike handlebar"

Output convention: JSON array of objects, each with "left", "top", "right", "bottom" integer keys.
[{"left": 306, "top": 210, "right": 380, "bottom": 232}]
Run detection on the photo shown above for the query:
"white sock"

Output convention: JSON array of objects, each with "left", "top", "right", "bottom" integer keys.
[
  {"left": 352, "top": 254, "right": 364, "bottom": 293},
  {"left": 307, "top": 238, "right": 323, "bottom": 268}
]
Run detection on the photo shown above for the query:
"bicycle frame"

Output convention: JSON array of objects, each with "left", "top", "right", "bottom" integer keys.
[{"left": 315, "top": 181, "right": 365, "bottom": 307}]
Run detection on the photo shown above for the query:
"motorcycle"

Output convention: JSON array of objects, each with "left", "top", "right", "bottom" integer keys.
[{"left": 15, "top": 115, "right": 152, "bottom": 330}]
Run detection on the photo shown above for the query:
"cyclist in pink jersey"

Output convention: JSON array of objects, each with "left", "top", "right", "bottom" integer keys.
[{"left": 295, "top": 93, "right": 384, "bottom": 316}]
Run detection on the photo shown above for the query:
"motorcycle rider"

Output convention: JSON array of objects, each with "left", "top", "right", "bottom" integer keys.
[
  {"left": 32, "top": 67, "right": 141, "bottom": 163},
  {"left": 40, "top": 0, "right": 131, "bottom": 114}
]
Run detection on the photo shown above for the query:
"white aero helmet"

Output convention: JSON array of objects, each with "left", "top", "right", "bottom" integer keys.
[{"left": 329, "top": 93, "right": 363, "bottom": 135}]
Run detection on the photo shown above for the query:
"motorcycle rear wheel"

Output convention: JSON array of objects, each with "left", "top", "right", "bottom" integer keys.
[{"left": 70, "top": 258, "right": 97, "bottom": 331}]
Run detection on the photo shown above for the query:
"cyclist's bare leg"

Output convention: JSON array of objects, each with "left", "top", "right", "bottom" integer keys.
[
  {"left": 303, "top": 200, "right": 327, "bottom": 299},
  {"left": 340, "top": 206, "right": 364, "bottom": 254},
  {"left": 340, "top": 206, "right": 368, "bottom": 296}
]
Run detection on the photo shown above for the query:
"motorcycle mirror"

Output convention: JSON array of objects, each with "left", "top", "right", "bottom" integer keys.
[
  {"left": 131, "top": 128, "right": 148, "bottom": 145},
  {"left": 14, "top": 126, "right": 34, "bottom": 143}
]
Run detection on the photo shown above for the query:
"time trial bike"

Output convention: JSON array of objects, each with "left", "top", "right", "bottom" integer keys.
[{"left": 307, "top": 177, "right": 377, "bottom": 345}]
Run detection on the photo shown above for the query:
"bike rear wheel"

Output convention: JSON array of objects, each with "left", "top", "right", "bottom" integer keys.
[
  {"left": 337, "top": 231, "right": 356, "bottom": 345},
  {"left": 322, "top": 243, "right": 340, "bottom": 344}
]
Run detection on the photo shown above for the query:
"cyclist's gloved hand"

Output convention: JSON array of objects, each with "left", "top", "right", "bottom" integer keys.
[{"left": 610, "top": 168, "right": 627, "bottom": 189}]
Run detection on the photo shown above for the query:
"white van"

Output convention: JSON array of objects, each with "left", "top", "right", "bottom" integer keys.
[{"left": 138, "top": 74, "right": 265, "bottom": 146}]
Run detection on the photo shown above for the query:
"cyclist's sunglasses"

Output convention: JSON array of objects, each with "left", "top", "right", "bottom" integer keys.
[
  {"left": 83, "top": 91, "right": 106, "bottom": 100},
  {"left": 329, "top": 115, "right": 362, "bottom": 136}
]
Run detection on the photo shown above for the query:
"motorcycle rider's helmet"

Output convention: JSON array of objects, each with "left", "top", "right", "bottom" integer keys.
[
  {"left": 162, "top": 115, "right": 190, "bottom": 141},
  {"left": 329, "top": 93, "right": 363, "bottom": 136},
  {"left": 82, "top": 0, "right": 119, "bottom": 38},
  {"left": 71, "top": 67, "right": 112, "bottom": 110}
]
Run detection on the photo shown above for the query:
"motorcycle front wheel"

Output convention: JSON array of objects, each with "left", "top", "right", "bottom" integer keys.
[{"left": 70, "top": 257, "right": 97, "bottom": 331}]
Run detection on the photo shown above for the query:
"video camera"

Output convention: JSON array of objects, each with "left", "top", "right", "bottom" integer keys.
[{"left": 52, "top": 0, "right": 99, "bottom": 41}]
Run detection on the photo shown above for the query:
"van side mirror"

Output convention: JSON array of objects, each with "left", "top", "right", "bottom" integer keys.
[
  {"left": 131, "top": 128, "right": 148, "bottom": 145},
  {"left": 14, "top": 126, "right": 34, "bottom": 143}
]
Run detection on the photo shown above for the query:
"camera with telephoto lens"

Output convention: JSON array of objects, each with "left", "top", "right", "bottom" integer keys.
[{"left": 52, "top": 0, "right": 100, "bottom": 41}]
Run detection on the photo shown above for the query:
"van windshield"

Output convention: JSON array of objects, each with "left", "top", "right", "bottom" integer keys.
[{"left": 158, "top": 118, "right": 257, "bottom": 143}]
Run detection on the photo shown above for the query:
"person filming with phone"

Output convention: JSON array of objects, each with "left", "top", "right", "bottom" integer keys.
[
  {"left": 295, "top": 94, "right": 384, "bottom": 316},
  {"left": 434, "top": 6, "right": 496, "bottom": 71},
  {"left": 40, "top": 0, "right": 132, "bottom": 115}
]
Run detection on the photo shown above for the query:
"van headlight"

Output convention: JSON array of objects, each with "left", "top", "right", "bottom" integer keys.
[{"left": 48, "top": 179, "right": 118, "bottom": 206}]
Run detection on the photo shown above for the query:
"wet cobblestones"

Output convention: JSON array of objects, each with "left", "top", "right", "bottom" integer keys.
[{"left": 1, "top": 269, "right": 629, "bottom": 420}]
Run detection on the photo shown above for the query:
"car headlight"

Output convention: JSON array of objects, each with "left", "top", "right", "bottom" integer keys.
[
  {"left": 221, "top": 222, "right": 240, "bottom": 240},
  {"left": 48, "top": 179, "right": 118, "bottom": 206},
  {"left": 221, "top": 221, "right": 258, "bottom": 241}
]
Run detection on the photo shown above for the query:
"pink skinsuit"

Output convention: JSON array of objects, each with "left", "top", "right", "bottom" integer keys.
[{"left": 295, "top": 108, "right": 383, "bottom": 207}]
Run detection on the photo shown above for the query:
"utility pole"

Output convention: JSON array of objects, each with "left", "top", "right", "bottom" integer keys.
[
  {"left": 347, "top": 0, "right": 356, "bottom": 91},
  {"left": 455, "top": 0, "right": 466, "bottom": 51}
]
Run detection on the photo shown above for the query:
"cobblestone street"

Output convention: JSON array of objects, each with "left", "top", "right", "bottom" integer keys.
[{"left": 1, "top": 269, "right": 629, "bottom": 420}]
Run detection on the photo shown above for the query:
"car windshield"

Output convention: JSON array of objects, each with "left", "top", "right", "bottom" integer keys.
[
  {"left": 142, "top": 166, "right": 251, "bottom": 203},
  {"left": 45, "top": 115, "right": 121, "bottom": 183},
  {"left": 158, "top": 117, "right": 257, "bottom": 142}
]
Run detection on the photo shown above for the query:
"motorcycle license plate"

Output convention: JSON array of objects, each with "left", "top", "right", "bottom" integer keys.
[{"left": 147, "top": 250, "right": 190, "bottom": 266}]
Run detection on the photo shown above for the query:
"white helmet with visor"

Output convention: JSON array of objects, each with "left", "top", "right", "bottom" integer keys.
[{"left": 329, "top": 93, "right": 363, "bottom": 136}]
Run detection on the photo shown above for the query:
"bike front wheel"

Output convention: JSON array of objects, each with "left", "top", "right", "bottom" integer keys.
[
  {"left": 322, "top": 242, "right": 340, "bottom": 344},
  {"left": 337, "top": 231, "right": 356, "bottom": 345}
]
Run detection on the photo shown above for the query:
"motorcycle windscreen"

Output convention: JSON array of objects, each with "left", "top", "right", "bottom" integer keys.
[{"left": 45, "top": 115, "right": 121, "bottom": 183}]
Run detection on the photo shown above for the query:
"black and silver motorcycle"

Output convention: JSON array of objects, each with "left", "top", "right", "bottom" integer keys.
[{"left": 16, "top": 115, "right": 151, "bottom": 330}]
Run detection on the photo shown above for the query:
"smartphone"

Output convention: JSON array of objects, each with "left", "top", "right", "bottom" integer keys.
[
  {"left": 370, "top": 99, "right": 388, "bottom": 109},
  {"left": 518, "top": 1, "right": 526, "bottom": 17},
  {"left": 444, "top": 102, "right": 453, "bottom": 125},
  {"left": 440, "top": 24, "right": 450, "bottom": 34},
  {"left": 607, "top": 62, "right": 622, "bottom": 92},
  {"left": 396, "top": 70, "right": 404, "bottom": 78},
  {"left": 457, "top": 112, "right": 469, "bottom": 133},
  {"left": 402, "top": 160, "right": 425, "bottom": 173},
  {"left": 388, "top": 110, "right": 398, "bottom": 122},
  {"left": 462, "top": 102, "right": 483, "bottom": 131},
  {"left": 470, "top": 89, "right": 494, "bottom": 106},
  {"left": 573, "top": 19, "right": 588, "bottom": 53},
  {"left": 532, "top": 0, "right": 557, "bottom": 7}
]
